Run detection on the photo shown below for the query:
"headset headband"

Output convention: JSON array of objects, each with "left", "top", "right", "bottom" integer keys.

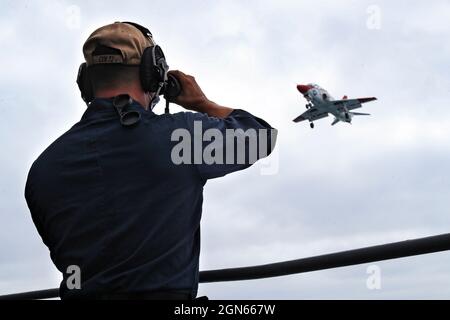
[{"left": 121, "top": 21, "right": 153, "bottom": 42}]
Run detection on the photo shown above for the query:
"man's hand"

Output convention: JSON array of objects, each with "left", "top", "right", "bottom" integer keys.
[
  {"left": 168, "top": 70, "right": 233, "bottom": 119},
  {"left": 167, "top": 70, "right": 208, "bottom": 111}
]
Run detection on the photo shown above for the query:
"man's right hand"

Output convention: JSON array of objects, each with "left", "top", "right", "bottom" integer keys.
[
  {"left": 167, "top": 70, "right": 234, "bottom": 119},
  {"left": 167, "top": 70, "right": 210, "bottom": 111}
]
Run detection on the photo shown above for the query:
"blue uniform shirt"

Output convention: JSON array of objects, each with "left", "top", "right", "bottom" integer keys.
[{"left": 25, "top": 98, "right": 275, "bottom": 299}]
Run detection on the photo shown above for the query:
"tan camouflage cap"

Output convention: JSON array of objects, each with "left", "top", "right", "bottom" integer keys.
[{"left": 83, "top": 22, "right": 155, "bottom": 66}]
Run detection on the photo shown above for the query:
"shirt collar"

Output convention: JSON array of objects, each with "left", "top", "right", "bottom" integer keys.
[{"left": 81, "top": 98, "right": 154, "bottom": 121}]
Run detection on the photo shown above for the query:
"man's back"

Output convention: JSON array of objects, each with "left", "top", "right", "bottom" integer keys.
[{"left": 26, "top": 98, "right": 274, "bottom": 299}]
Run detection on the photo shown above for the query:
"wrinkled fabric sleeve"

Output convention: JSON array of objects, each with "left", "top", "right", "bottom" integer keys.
[{"left": 182, "top": 109, "right": 277, "bottom": 180}]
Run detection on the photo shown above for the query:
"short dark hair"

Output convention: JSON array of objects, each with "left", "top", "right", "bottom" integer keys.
[{"left": 89, "top": 64, "right": 141, "bottom": 93}]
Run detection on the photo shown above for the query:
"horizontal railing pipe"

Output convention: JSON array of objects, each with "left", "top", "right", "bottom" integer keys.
[
  {"left": 199, "top": 233, "right": 450, "bottom": 283},
  {"left": 1, "top": 233, "right": 449, "bottom": 300},
  {"left": 0, "top": 288, "right": 59, "bottom": 300}
]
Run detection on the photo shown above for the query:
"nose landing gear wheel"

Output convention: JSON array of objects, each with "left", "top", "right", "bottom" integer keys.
[{"left": 310, "top": 122, "right": 315, "bottom": 129}]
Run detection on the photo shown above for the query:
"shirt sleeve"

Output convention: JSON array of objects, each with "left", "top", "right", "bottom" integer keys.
[
  {"left": 25, "top": 166, "right": 51, "bottom": 248},
  {"left": 183, "top": 109, "right": 277, "bottom": 180}
]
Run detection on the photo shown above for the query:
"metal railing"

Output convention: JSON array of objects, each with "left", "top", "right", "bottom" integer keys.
[{"left": 1, "top": 233, "right": 449, "bottom": 300}]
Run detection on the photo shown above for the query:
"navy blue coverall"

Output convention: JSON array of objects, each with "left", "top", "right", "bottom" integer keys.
[{"left": 25, "top": 98, "right": 276, "bottom": 299}]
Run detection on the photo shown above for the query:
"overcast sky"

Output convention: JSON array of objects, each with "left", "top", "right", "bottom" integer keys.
[{"left": 1, "top": 0, "right": 450, "bottom": 299}]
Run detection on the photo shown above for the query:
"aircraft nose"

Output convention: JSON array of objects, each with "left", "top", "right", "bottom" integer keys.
[{"left": 297, "top": 84, "right": 312, "bottom": 94}]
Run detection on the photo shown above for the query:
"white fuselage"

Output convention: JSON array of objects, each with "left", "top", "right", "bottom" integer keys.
[{"left": 305, "top": 84, "right": 352, "bottom": 123}]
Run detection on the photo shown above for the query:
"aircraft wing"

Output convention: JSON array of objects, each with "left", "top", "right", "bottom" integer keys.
[
  {"left": 293, "top": 108, "right": 329, "bottom": 123},
  {"left": 333, "top": 97, "right": 377, "bottom": 112}
]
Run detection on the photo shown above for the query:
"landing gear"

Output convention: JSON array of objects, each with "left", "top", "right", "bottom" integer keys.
[
  {"left": 306, "top": 103, "right": 312, "bottom": 109},
  {"left": 310, "top": 122, "right": 315, "bottom": 129},
  {"left": 345, "top": 113, "right": 350, "bottom": 121}
]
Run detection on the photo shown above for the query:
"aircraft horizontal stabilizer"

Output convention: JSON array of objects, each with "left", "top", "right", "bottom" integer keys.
[
  {"left": 351, "top": 112, "right": 371, "bottom": 116},
  {"left": 357, "top": 97, "right": 377, "bottom": 104}
]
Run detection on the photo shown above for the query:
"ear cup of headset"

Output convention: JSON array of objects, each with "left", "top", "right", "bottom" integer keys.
[
  {"left": 140, "top": 47, "right": 155, "bottom": 92},
  {"left": 77, "top": 63, "right": 94, "bottom": 104},
  {"left": 140, "top": 45, "right": 169, "bottom": 93},
  {"left": 154, "top": 46, "right": 168, "bottom": 82}
]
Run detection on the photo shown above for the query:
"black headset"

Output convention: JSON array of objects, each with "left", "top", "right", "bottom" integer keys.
[{"left": 76, "top": 21, "right": 181, "bottom": 111}]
